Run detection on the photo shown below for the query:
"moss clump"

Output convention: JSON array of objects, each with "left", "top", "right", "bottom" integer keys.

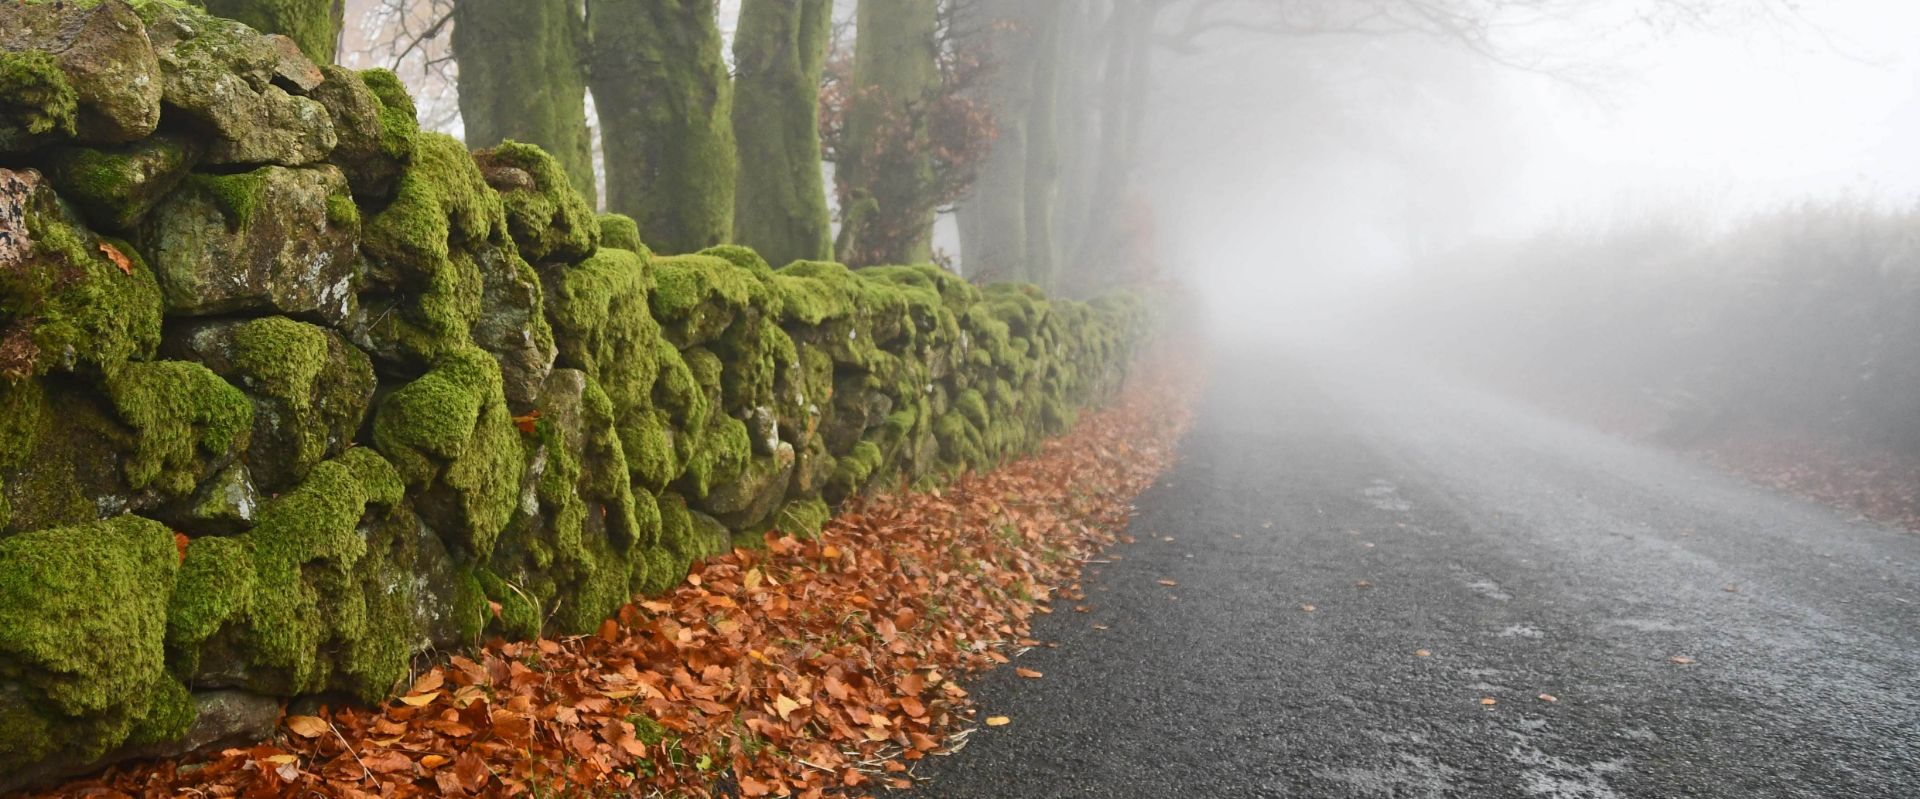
[
  {"left": 104, "top": 360, "right": 253, "bottom": 498},
  {"left": 0, "top": 515, "right": 183, "bottom": 773},
  {"left": 769, "top": 496, "right": 830, "bottom": 540},
  {"left": 648, "top": 254, "right": 773, "bottom": 347},
  {"left": 475, "top": 140, "right": 600, "bottom": 264},
  {"left": 597, "top": 213, "right": 646, "bottom": 253},
  {"left": 325, "top": 192, "right": 359, "bottom": 228},
  {"left": 0, "top": 184, "right": 164, "bottom": 380},
  {"left": 181, "top": 170, "right": 273, "bottom": 230},
  {"left": 198, "top": 0, "right": 342, "bottom": 65},
  {"left": 541, "top": 246, "right": 661, "bottom": 424},
  {"left": 373, "top": 346, "right": 523, "bottom": 559},
  {"left": 216, "top": 448, "right": 406, "bottom": 696},
  {"left": 0, "top": 50, "right": 77, "bottom": 150},
  {"left": 357, "top": 68, "right": 420, "bottom": 161},
  {"left": 164, "top": 535, "right": 254, "bottom": 671}
]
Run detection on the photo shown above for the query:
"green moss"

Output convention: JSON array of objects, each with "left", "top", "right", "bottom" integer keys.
[
  {"left": 476, "top": 140, "right": 600, "bottom": 264},
  {"left": 182, "top": 170, "right": 272, "bottom": 229},
  {"left": 165, "top": 536, "right": 254, "bottom": 669},
  {"left": 373, "top": 346, "right": 523, "bottom": 559},
  {"left": 357, "top": 68, "right": 420, "bottom": 161},
  {"left": 0, "top": 50, "right": 77, "bottom": 150},
  {"left": 0, "top": 515, "right": 180, "bottom": 772},
  {"left": 104, "top": 360, "right": 253, "bottom": 498},
  {"left": 597, "top": 213, "right": 647, "bottom": 253},
  {"left": 326, "top": 192, "right": 360, "bottom": 228},
  {"left": 542, "top": 246, "right": 662, "bottom": 423},
  {"left": 361, "top": 132, "right": 508, "bottom": 361},
  {"left": 770, "top": 497, "right": 830, "bottom": 540},
  {"left": 0, "top": 190, "right": 164, "bottom": 380},
  {"left": 829, "top": 439, "right": 883, "bottom": 496},
  {"left": 678, "top": 413, "right": 751, "bottom": 500},
  {"left": 649, "top": 254, "right": 775, "bottom": 346},
  {"left": 219, "top": 448, "right": 405, "bottom": 696}
]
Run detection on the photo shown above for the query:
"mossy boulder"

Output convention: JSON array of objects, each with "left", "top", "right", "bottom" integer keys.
[
  {"left": 164, "top": 317, "right": 377, "bottom": 492},
  {"left": 140, "top": 165, "right": 359, "bottom": 323},
  {"left": 475, "top": 141, "right": 600, "bottom": 265},
  {"left": 103, "top": 359, "right": 253, "bottom": 501},
  {"left": 309, "top": 64, "right": 409, "bottom": 201},
  {"left": 372, "top": 346, "right": 524, "bottom": 560},
  {"left": 0, "top": 514, "right": 184, "bottom": 776},
  {"left": 138, "top": 1, "right": 334, "bottom": 166},
  {"left": 0, "top": 0, "right": 163, "bottom": 148},
  {"left": 470, "top": 240, "right": 556, "bottom": 410},
  {"left": 0, "top": 168, "right": 164, "bottom": 381},
  {"left": 38, "top": 133, "right": 204, "bottom": 232}
]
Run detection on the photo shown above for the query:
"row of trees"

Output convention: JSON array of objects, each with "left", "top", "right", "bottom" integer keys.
[{"left": 212, "top": 0, "right": 1192, "bottom": 290}]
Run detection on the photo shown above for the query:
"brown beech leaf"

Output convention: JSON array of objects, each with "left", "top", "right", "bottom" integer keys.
[
  {"left": 98, "top": 241, "right": 132, "bottom": 275},
  {"left": 284, "top": 715, "right": 328, "bottom": 739},
  {"left": 984, "top": 716, "right": 1010, "bottom": 727},
  {"left": 1015, "top": 667, "right": 1043, "bottom": 679}
]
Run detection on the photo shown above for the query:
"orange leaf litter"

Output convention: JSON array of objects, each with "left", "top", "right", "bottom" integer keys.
[{"left": 35, "top": 353, "right": 1195, "bottom": 799}]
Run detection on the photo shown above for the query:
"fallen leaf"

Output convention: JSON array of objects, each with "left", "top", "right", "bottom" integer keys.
[
  {"left": 1415, "top": 649, "right": 1431, "bottom": 658},
  {"left": 1092, "top": 623, "right": 1110, "bottom": 630},
  {"left": 408, "top": 670, "right": 445, "bottom": 695},
  {"left": 1669, "top": 655, "right": 1697, "bottom": 665},
  {"left": 511, "top": 410, "right": 541, "bottom": 435},
  {"left": 1480, "top": 697, "right": 1498, "bottom": 706},
  {"left": 399, "top": 691, "right": 440, "bottom": 706},
  {"left": 284, "top": 715, "right": 328, "bottom": 739},
  {"left": 419, "top": 754, "right": 450, "bottom": 769},
  {"left": 1156, "top": 579, "right": 1178, "bottom": 587},
  {"left": 773, "top": 694, "right": 802, "bottom": 720},
  {"left": 1015, "top": 667, "right": 1043, "bottom": 679},
  {"left": 98, "top": 241, "right": 132, "bottom": 275},
  {"left": 262, "top": 754, "right": 299, "bottom": 766},
  {"left": 1538, "top": 693, "right": 1559, "bottom": 703},
  {"left": 1301, "top": 604, "right": 1317, "bottom": 612},
  {"left": 1354, "top": 580, "right": 1372, "bottom": 589},
  {"left": 984, "top": 716, "right": 1010, "bottom": 727}
]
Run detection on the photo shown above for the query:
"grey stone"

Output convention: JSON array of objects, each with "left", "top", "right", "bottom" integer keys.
[
  {"left": 0, "top": 0, "right": 163, "bottom": 146},
  {"left": 141, "top": 165, "right": 359, "bottom": 324},
  {"left": 309, "top": 65, "right": 403, "bottom": 200},
  {"left": 142, "top": 4, "right": 333, "bottom": 166},
  {"left": 472, "top": 243, "right": 556, "bottom": 410},
  {"left": 38, "top": 133, "right": 204, "bottom": 231}
]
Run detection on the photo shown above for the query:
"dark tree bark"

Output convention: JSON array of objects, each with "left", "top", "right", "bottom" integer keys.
[
  {"left": 731, "top": 0, "right": 835, "bottom": 267},
  {"left": 450, "top": 0, "right": 597, "bottom": 207},
  {"left": 591, "top": 0, "right": 737, "bottom": 255}
]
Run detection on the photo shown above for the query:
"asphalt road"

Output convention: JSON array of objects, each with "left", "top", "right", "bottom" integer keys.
[{"left": 902, "top": 348, "right": 1920, "bottom": 798}]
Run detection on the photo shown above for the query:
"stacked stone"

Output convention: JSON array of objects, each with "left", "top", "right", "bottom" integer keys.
[{"left": 0, "top": 0, "right": 1149, "bottom": 786}]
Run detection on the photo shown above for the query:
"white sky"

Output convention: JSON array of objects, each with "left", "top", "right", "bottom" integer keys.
[{"left": 1491, "top": 0, "right": 1920, "bottom": 233}]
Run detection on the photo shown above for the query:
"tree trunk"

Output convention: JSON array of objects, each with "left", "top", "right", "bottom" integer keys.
[
  {"left": 833, "top": 0, "right": 940, "bottom": 268},
  {"left": 955, "top": 0, "right": 1042, "bottom": 283},
  {"left": 731, "top": 0, "right": 834, "bottom": 267},
  {"left": 200, "top": 0, "right": 342, "bottom": 64},
  {"left": 591, "top": 0, "right": 736, "bottom": 255},
  {"left": 1022, "top": 2, "right": 1068, "bottom": 290},
  {"left": 451, "top": 0, "right": 596, "bottom": 208},
  {"left": 1053, "top": 0, "right": 1105, "bottom": 294},
  {"left": 1071, "top": 0, "right": 1153, "bottom": 286}
]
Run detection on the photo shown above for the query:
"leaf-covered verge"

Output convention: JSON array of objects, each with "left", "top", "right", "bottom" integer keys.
[{"left": 28, "top": 350, "right": 1195, "bottom": 799}]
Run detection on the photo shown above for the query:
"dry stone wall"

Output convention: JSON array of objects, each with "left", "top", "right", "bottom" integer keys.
[{"left": 0, "top": 0, "right": 1149, "bottom": 786}]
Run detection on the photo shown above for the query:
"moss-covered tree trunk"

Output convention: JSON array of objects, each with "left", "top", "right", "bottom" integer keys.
[
  {"left": 731, "top": 0, "right": 834, "bottom": 268},
  {"left": 1021, "top": 4, "right": 1066, "bottom": 291},
  {"left": 833, "top": 0, "right": 941, "bottom": 268},
  {"left": 199, "top": 0, "right": 342, "bottom": 64},
  {"left": 955, "top": 0, "right": 1041, "bottom": 283},
  {"left": 1054, "top": 1, "right": 1104, "bottom": 293},
  {"left": 1070, "top": 0, "right": 1154, "bottom": 287},
  {"left": 591, "top": 0, "right": 736, "bottom": 255},
  {"left": 450, "top": 0, "right": 597, "bottom": 208}
]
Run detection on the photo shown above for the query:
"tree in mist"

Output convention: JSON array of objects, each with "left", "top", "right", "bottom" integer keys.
[
  {"left": 827, "top": 0, "right": 995, "bottom": 268},
  {"left": 593, "top": 0, "right": 737, "bottom": 254},
  {"left": 731, "top": 0, "right": 836, "bottom": 267},
  {"left": 449, "top": 0, "right": 597, "bottom": 206},
  {"left": 202, "top": 0, "right": 344, "bottom": 63},
  {"left": 953, "top": 0, "right": 1066, "bottom": 286}
]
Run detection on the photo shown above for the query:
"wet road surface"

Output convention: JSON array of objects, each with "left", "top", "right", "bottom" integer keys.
[{"left": 903, "top": 348, "right": 1920, "bottom": 798}]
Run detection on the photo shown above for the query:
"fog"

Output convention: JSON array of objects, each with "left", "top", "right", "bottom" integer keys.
[{"left": 1135, "top": 0, "right": 1920, "bottom": 337}]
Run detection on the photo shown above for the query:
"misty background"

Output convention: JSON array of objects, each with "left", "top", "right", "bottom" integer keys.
[{"left": 341, "top": 0, "right": 1920, "bottom": 519}]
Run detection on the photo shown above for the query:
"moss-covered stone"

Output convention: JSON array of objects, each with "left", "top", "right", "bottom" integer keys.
[
  {"left": 141, "top": 165, "right": 359, "bottom": 323},
  {"left": 39, "top": 133, "right": 203, "bottom": 231},
  {"left": 597, "top": 213, "right": 647, "bottom": 253},
  {"left": 0, "top": 169, "right": 164, "bottom": 381},
  {"left": 0, "top": 514, "right": 181, "bottom": 773},
  {"left": 104, "top": 360, "right": 253, "bottom": 499},
  {"left": 0, "top": 0, "right": 162, "bottom": 147},
  {"left": 373, "top": 346, "right": 523, "bottom": 560},
  {"left": 138, "top": 1, "right": 334, "bottom": 166},
  {"left": 475, "top": 140, "right": 599, "bottom": 265}
]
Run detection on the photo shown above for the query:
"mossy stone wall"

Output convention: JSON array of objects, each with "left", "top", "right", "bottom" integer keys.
[{"left": 0, "top": 1, "right": 1151, "bottom": 787}]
